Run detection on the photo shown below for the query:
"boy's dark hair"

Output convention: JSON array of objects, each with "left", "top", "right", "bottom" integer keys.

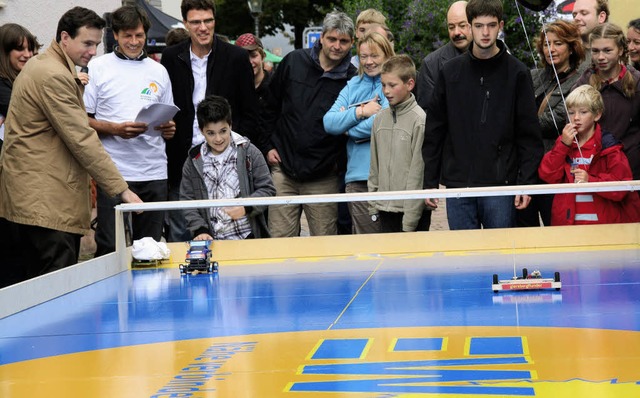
[
  {"left": 181, "top": 0, "right": 216, "bottom": 21},
  {"left": 466, "top": 0, "right": 503, "bottom": 24},
  {"left": 381, "top": 54, "right": 416, "bottom": 83},
  {"left": 197, "top": 95, "right": 232, "bottom": 129},
  {"left": 56, "top": 6, "right": 106, "bottom": 42},
  {"left": 111, "top": 5, "right": 151, "bottom": 34}
]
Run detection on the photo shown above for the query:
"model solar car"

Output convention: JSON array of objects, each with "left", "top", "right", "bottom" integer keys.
[
  {"left": 179, "top": 240, "right": 219, "bottom": 274},
  {"left": 492, "top": 268, "right": 561, "bottom": 293}
]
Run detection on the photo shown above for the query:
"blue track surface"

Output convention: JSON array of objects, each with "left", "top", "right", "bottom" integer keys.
[{"left": 1, "top": 248, "right": 639, "bottom": 366}]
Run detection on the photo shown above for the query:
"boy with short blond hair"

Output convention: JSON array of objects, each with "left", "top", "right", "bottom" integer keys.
[
  {"left": 368, "top": 55, "right": 431, "bottom": 232},
  {"left": 355, "top": 9, "right": 386, "bottom": 39},
  {"left": 352, "top": 8, "right": 387, "bottom": 66},
  {"left": 539, "top": 84, "right": 640, "bottom": 225}
]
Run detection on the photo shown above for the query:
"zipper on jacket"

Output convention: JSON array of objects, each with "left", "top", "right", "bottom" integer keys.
[{"left": 481, "top": 90, "right": 490, "bottom": 124}]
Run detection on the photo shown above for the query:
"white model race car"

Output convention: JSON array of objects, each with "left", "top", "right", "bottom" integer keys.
[{"left": 492, "top": 268, "right": 561, "bottom": 293}]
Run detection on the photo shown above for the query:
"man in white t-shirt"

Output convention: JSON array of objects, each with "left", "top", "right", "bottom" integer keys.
[{"left": 84, "top": 5, "right": 176, "bottom": 256}]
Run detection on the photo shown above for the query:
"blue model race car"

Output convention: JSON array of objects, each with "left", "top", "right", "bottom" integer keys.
[{"left": 179, "top": 240, "right": 219, "bottom": 274}]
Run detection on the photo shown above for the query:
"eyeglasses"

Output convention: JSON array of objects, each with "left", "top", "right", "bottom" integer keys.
[{"left": 186, "top": 18, "right": 215, "bottom": 28}]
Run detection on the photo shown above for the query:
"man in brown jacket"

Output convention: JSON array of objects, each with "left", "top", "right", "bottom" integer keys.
[{"left": 0, "top": 7, "right": 142, "bottom": 288}]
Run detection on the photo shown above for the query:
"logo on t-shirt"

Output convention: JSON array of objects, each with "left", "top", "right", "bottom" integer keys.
[{"left": 140, "top": 82, "right": 159, "bottom": 101}]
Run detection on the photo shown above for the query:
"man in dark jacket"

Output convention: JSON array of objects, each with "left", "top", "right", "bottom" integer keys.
[
  {"left": 262, "top": 11, "right": 357, "bottom": 237},
  {"left": 422, "top": 0, "right": 543, "bottom": 230},
  {"left": 416, "top": 1, "right": 472, "bottom": 110},
  {"left": 161, "top": 0, "right": 259, "bottom": 241}
]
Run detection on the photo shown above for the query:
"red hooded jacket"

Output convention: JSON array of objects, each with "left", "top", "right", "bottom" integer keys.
[{"left": 538, "top": 124, "right": 640, "bottom": 225}]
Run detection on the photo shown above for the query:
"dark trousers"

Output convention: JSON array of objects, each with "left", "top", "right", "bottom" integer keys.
[
  {"left": 95, "top": 180, "right": 167, "bottom": 256},
  {"left": 517, "top": 194, "right": 553, "bottom": 227},
  {"left": 0, "top": 218, "right": 80, "bottom": 288},
  {"left": 379, "top": 210, "right": 432, "bottom": 233},
  {"left": 164, "top": 183, "right": 191, "bottom": 242}
]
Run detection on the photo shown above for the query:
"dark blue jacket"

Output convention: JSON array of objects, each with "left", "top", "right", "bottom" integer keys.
[{"left": 262, "top": 42, "right": 356, "bottom": 181}]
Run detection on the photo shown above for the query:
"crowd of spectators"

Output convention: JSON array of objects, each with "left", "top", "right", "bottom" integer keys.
[{"left": 1, "top": 0, "right": 639, "bottom": 287}]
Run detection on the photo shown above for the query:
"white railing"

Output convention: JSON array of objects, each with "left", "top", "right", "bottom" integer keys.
[{"left": 114, "top": 181, "right": 640, "bottom": 267}]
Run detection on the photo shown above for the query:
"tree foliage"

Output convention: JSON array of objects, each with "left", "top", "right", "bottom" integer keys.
[
  {"left": 216, "top": 0, "right": 557, "bottom": 60},
  {"left": 502, "top": 0, "right": 558, "bottom": 68},
  {"left": 216, "top": 0, "right": 344, "bottom": 48},
  {"left": 343, "top": 0, "right": 557, "bottom": 68}
]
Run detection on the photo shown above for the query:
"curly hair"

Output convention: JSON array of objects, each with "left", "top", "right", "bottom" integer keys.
[{"left": 535, "top": 19, "right": 585, "bottom": 70}]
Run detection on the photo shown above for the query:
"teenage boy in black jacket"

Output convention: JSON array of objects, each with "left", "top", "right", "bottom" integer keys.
[{"left": 422, "top": 0, "right": 543, "bottom": 230}]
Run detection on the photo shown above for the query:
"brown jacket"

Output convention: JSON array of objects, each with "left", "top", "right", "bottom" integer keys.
[{"left": 0, "top": 40, "right": 127, "bottom": 235}]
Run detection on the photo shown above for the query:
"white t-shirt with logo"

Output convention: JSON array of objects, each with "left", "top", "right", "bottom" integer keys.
[{"left": 84, "top": 53, "right": 174, "bottom": 181}]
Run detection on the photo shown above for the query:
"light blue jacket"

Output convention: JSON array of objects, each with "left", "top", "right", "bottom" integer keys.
[{"left": 323, "top": 73, "right": 388, "bottom": 183}]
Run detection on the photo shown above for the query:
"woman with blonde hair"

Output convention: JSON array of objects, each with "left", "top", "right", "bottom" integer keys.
[
  {"left": 628, "top": 19, "right": 640, "bottom": 70},
  {"left": 323, "top": 32, "right": 394, "bottom": 234},
  {"left": 574, "top": 22, "right": 640, "bottom": 179}
]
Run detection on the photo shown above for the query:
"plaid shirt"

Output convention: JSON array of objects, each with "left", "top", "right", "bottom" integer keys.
[{"left": 201, "top": 142, "right": 252, "bottom": 240}]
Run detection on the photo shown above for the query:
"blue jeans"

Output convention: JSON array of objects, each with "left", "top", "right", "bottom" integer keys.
[{"left": 446, "top": 196, "right": 515, "bottom": 230}]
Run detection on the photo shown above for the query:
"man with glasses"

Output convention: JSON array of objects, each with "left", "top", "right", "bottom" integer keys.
[{"left": 161, "top": 0, "right": 259, "bottom": 242}]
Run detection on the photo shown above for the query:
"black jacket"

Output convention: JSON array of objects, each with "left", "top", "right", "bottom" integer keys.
[
  {"left": 161, "top": 36, "right": 260, "bottom": 187},
  {"left": 0, "top": 77, "right": 12, "bottom": 117},
  {"left": 262, "top": 44, "right": 356, "bottom": 181},
  {"left": 423, "top": 41, "right": 543, "bottom": 188},
  {"left": 416, "top": 42, "right": 465, "bottom": 111},
  {"left": 0, "top": 77, "right": 12, "bottom": 150}
]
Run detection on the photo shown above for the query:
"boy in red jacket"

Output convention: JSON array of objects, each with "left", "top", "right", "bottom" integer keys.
[{"left": 539, "top": 84, "right": 640, "bottom": 225}]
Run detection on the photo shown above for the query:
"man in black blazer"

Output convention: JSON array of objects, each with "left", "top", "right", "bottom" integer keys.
[
  {"left": 416, "top": 1, "right": 472, "bottom": 110},
  {"left": 161, "top": 0, "right": 259, "bottom": 242}
]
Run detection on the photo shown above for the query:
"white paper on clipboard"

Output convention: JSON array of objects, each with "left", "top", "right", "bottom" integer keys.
[{"left": 135, "top": 103, "right": 179, "bottom": 134}]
